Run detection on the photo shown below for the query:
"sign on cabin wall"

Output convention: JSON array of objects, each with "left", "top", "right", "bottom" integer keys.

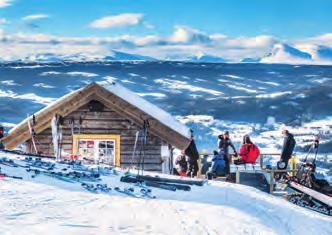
[{"left": 72, "top": 134, "right": 120, "bottom": 167}]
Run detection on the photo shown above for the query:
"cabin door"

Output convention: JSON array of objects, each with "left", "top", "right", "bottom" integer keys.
[{"left": 72, "top": 134, "right": 120, "bottom": 166}]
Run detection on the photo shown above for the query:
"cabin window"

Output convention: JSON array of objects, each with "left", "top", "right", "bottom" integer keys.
[{"left": 72, "top": 134, "right": 120, "bottom": 167}]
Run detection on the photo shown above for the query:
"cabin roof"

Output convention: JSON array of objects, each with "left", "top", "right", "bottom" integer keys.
[{"left": 2, "top": 82, "right": 191, "bottom": 150}]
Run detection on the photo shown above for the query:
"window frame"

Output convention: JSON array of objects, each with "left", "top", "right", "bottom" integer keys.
[{"left": 72, "top": 134, "right": 120, "bottom": 167}]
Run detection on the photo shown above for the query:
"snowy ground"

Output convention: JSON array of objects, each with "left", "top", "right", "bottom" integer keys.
[{"left": 0, "top": 153, "right": 331, "bottom": 235}]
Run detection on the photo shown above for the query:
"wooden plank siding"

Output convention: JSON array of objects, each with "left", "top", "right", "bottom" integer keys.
[{"left": 25, "top": 103, "right": 164, "bottom": 171}]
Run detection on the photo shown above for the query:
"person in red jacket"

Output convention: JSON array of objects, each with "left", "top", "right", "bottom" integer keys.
[{"left": 236, "top": 135, "right": 260, "bottom": 164}]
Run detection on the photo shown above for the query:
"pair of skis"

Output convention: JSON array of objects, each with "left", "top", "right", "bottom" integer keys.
[
  {"left": 114, "top": 186, "right": 156, "bottom": 199},
  {"left": 27, "top": 114, "right": 38, "bottom": 154},
  {"left": 81, "top": 183, "right": 111, "bottom": 193},
  {"left": 120, "top": 175, "right": 192, "bottom": 191}
]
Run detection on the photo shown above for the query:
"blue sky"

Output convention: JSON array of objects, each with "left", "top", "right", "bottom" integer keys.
[
  {"left": 0, "top": 0, "right": 332, "bottom": 63},
  {"left": 1, "top": 0, "right": 332, "bottom": 38}
]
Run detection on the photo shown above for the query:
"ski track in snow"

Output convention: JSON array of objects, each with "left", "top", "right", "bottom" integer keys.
[{"left": 0, "top": 153, "right": 331, "bottom": 235}]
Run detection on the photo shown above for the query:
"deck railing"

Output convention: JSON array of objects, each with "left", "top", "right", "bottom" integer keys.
[{"left": 199, "top": 153, "right": 299, "bottom": 193}]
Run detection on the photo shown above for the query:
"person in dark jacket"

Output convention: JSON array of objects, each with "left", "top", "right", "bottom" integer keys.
[
  {"left": 207, "top": 150, "right": 226, "bottom": 179},
  {"left": 218, "top": 131, "right": 238, "bottom": 175},
  {"left": 279, "top": 130, "right": 296, "bottom": 169},
  {"left": 173, "top": 153, "right": 188, "bottom": 176},
  {"left": 200, "top": 150, "right": 209, "bottom": 175},
  {"left": 187, "top": 155, "right": 199, "bottom": 177}
]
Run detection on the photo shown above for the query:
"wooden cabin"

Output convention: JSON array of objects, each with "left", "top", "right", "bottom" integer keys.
[{"left": 2, "top": 82, "right": 194, "bottom": 171}]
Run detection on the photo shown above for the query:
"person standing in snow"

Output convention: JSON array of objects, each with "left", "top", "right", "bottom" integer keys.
[
  {"left": 173, "top": 152, "right": 188, "bottom": 177},
  {"left": 235, "top": 135, "right": 260, "bottom": 164},
  {"left": 186, "top": 152, "right": 199, "bottom": 178},
  {"left": 278, "top": 129, "right": 296, "bottom": 169},
  {"left": 218, "top": 131, "right": 238, "bottom": 175},
  {"left": 0, "top": 140, "right": 4, "bottom": 150},
  {"left": 207, "top": 150, "right": 226, "bottom": 179}
]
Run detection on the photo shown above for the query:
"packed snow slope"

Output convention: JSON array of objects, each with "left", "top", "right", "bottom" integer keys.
[{"left": 0, "top": 153, "right": 331, "bottom": 235}]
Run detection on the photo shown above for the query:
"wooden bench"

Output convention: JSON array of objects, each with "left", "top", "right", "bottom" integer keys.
[
  {"left": 230, "top": 164, "right": 298, "bottom": 193},
  {"left": 230, "top": 163, "right": 265, "bottom": 183}
]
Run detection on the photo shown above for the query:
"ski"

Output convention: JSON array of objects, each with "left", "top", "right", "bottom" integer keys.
[
  {"left": 121, "top": 175, "right": 191, "bottom": 191},
  {"left": 0, "top": 157, "right": 20, "bottom": 168},
  {"left": 144, "top": 180, "right": 177, "bottom": 191},
  {"left": 114, "top": 187, "right": 141, "bottom": 198},
  {"left": 137, "top": 175, "right": 206, "bottom": 186},
  {"left": 139, "top": 188, "right": 156, "bottom": 199},
  {"left": 0, "top": 173, "right": 23, "bottom": 180},
  {"left": 81, "top": 182, "right": 99, "bottom": 193}
]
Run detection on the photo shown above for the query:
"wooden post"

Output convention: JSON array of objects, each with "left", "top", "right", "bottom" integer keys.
[
  {"left": 260, "top": 155, "right": 263, "bottom": 168},
  {"left": 269, "top": 171, "right": 274, "bottom": 194},
  {"left": 197, "top": 157, "right": 202, "bottom": 178},
  {"left": 236, "top": 171, "right": 240, "bottom": 184}
]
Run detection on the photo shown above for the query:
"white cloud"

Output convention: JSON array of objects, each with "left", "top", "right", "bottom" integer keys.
[
  {"left": 0, "top": 18, "right": 7, "bottom": 25},
  {"left": 143, "top": 21, "right": 155, "bottom": 30},
  {"left": 0, "top": 0, "right": 12, "bottom": 8},
  {"left": 169, "top": 25, "right": 210, "bottom": 44},
  {"left": 22, "top": 14, "right": 50, "bottom": 21},
  {"left": 0, "top": 80, "right": 19, "bottom": 86},
  {"left": 89, "top": 13, "right": 143, "bottom": 28}
]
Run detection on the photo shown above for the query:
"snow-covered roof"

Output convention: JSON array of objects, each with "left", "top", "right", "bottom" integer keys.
[
  {"left": 102, "top": 82, "right": 190, "bottom": 138},
  {"left": 3, "top": 82, "right": 191, "bottom": 150}
]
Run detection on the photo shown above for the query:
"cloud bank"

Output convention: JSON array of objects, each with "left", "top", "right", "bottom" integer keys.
[{"left": 0, "top": 24, "right": 332, "bottom": 64}]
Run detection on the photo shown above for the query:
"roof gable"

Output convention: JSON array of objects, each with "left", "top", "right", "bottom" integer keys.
[{"left": 2, "top": 83, "right": 191, "bottom": 150}]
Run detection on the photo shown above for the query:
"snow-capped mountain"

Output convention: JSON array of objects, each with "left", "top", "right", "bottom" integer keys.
[
  {"left": 260, "top": 43, "right": 312, "bottom": 64},
  {"left": 17, "top": 50, "right": 156, "bottom": 63},
  {"left": 103, "top": 50, "right": 156, "bottom": 61},
  {"left": 186, "top": 54, "right": 226, "bottom": 63}
]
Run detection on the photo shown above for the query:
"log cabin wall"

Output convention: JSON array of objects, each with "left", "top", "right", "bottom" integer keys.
[{"left": 25, "top": 103, "right": 165, "bottom": 171}]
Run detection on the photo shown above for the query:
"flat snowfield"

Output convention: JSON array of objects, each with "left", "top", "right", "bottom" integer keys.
[{"left": 0, "top": 158, "right": 331, "bottom": 235}]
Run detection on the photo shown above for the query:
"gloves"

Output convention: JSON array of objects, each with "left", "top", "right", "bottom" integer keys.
[{"left": 233, "top": 154, "right": 239, "bottom": 161}]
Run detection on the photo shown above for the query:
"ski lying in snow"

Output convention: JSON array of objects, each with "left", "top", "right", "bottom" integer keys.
[
  {"left": 27, "top": 169, "right": 77, "bottom": 183},
  {"left": 114, "top": 187, "right": 155, "bottom": 198},
  {"left": 0, "top": 173, "right": 23, "bottom": 180},
  {"left": 40, "top": 171, "right": 78, "bottom": 183},
  {"left": 114, "top": 187, "right": 141, "bottom": 198},
  {"left": 143, "top": 181, "right": 177, "bottom": 191},
  {"left": 121, "top": 175, "right": 191, "bottom": 191},
  {"left": 81, "top": 183, "right": 112, "bottom": 193},
  {"left": 139, "top": 188, "right": 156, "bottom": 199},
  {"left": 81, "top": 183, "right": 99, "bottom": 193},
  {"left": 0, "top": 158, "right": 20, "bottom": 167},
  {"left": 24, "top": 157, "right": 55, "bottom": 170},
  {"left": 136, "top": 175, "right": 206, "bottom": 186}
]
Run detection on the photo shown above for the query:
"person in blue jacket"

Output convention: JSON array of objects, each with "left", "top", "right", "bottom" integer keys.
[{"left": 207, "top": 150, "right": 226, "bottom": 179}]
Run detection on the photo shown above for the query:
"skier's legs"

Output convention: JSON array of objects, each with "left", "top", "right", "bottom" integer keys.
[
  {"left": 193, "top": 159, "right": 198, "bottom": 177},
  {"left": 224, "top": 155, "right": 230, "bottom": 175}
]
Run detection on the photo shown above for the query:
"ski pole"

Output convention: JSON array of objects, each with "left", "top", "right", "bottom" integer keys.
[{"left": 313, "top": 136, "right": 320, "bottom": 164}]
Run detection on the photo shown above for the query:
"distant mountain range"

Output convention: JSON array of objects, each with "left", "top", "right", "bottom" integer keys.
[{"left": 2, "top": 44, "right": 332, "bottom": 64}]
